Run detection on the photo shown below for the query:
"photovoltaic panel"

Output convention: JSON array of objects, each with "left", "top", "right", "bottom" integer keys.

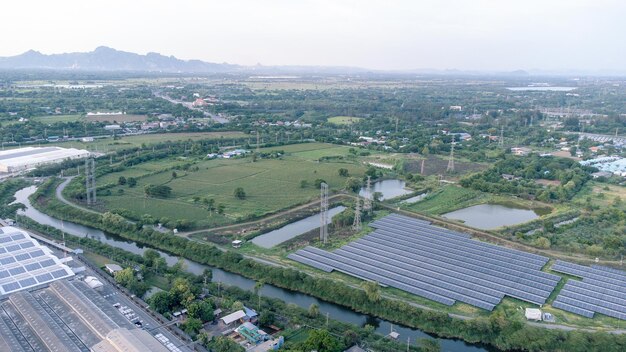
[
  {"left": 552, "top": 260, "right": 626, "bottom": 320},
  {"left": 289, "top": 214, "right": 559, "bottom": 310}
]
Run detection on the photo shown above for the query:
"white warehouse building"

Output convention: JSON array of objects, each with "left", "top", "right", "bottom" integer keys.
[{"left": 0, "top": 146, "right": 90, "bottom": 173}]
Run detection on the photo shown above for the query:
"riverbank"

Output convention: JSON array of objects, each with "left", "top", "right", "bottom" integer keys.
[{"left": 21, "top": 178, "right": 626, "bottom": 351}]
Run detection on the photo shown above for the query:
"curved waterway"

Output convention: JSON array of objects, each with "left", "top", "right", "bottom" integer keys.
[{"left": 13, "top": 186, "right": 490, "bottom": 351}]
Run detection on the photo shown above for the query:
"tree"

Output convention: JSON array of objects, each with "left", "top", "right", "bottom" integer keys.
[
  {"left": 186, "top": 300, "right": 214, "bottom": 322},
  {"left": 148, "top": 291, "right": 173, "bottom": 314},
  {"left": 182, "top": 317, "right": 202, "bottom": 338},
  {"left": 231, "top": 301, "right": 244, "bottom": 311},
  {"left": 144, "top": 184, "right": 172, "bottom": 198},
  {"left": 217, "top": 204, "right": 225, "bottom": 214},
  {"left": 205, "top": 336, "right": 244, "bottom": 352},
  {"left": 114, "top": 267, "right": 134, "bottom": 286},
  {"left": 372, "top": 191, "right": 383, "bottom": 203},
  {"left": 533, "top": 237, "right": 551, "bottom": 249},
  {"left": 234, "top": 187, "right": 246, "bottom": 200},
  {"left": 314, "top": 178, "right": 326, "bottom": 189},
  {"left": 345, "top": 177, "right": 361, "bottom": 192},
  {"left": 308, "top": 303, "right": 320, "bottom": 317},
  {"left": 361, "top": 280, "right": 381, "bottom": 302},
  {"left": 338, "top": 168, "right": 349, "bottom": 177},
  {"left": 171, "top": 171, "right": 178, "bottom": 178},
  {"left": 300, "top": 180, "right": 309, "bottom": 188},
  {"left": 302, "top": 329, "right": 342, "bottom": 352},
  {"left": 127, "top": 177, "right": 137, "bottom": 187},
  {"left": 118, "top": 176, "right": 126, "bottom": 185}
]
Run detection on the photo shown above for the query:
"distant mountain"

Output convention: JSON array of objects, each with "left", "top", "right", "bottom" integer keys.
[{"left": 0, "top": 46, "right": 238, "bottom": 73}]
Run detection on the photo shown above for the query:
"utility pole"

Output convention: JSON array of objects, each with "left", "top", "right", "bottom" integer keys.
[
  {"left": 447, "top": 142, "right": 455, "bottom": 173},
  {"left": 256, "top": 130, "right": 260, "bottom": 153},
  {"left": 85, "top": 158, "right": 96, "bottom": 205},
  {"left": 320, "top": 183, "right": 329, "bottom": 244},
  {"left": 499, "top": 125, "right": 504, "bottom": 148},
  {"left": 363, "top": 176, "right": 372, "bottom": 213},
  {"left": 420, "top": 159, "right": 425, "bottom": 175},
  {"left": 352, "top": 196, "right": 362, "bottom": 231},
  {"left": 395, "top": 116, "right": 399, "bottom": 133}
]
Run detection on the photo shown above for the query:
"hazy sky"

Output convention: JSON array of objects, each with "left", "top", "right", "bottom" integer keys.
[{"left": 1, "top": 0, "right": 624, "bottom": 71}]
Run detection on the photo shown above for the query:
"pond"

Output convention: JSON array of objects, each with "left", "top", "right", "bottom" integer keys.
[
  {"left": 359, "top": 179, "right": 412, "bottom": 201},
  {"left": 251, "top": 206, "right": 346, "bottom": 248},
  {"left": 13, "top": 186, "right": 490, "bottom": 351},
  {"left": 442, "top": 204, "right": 539, "bottom": 230}
]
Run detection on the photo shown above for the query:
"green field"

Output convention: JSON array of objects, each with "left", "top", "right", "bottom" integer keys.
[
  {"left": 32, "top": 114, "right": 83, "bottom": 123},
  {"left": 327, "top": 116, "right": 363, "bottom": 125},
  {"left": 99, "top": 143, "right": 367, "bottom": 227},
  {"left": 55, "top": 131, "right": 248, "bottom": 152}
]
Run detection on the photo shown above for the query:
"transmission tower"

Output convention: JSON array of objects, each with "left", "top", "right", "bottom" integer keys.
[
  {"left": 363, "top": 176, "right": 372, "bottom": 213},
  {"left": 352, "top": 196, "right": 362, "bottom": 231},
  {"left": 85, "top": 158, "right": 96, "bottom": 205},
  {"left": 446, "top": 142, "right": 455, "bottom": 173},
  {"left": 499, "top": 126, "right": 504, "bottom": 148},
  {"left": 319, "top": 182, "right": 329, "bottom": 244}
]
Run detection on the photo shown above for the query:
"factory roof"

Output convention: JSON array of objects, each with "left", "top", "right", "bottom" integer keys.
[{"left": 0, "top": 226, "right": 74, "bottom": 296}]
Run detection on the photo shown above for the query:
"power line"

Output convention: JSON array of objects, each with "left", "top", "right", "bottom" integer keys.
[
  {"left": 446, "top": 142, "right": 455, "bottom": 173},
  {"left": 320, "top": 182, "right": 329, "bottom": 244},
  {"left": 363, "top": 176, "right": 372, "bottom": 213},
  {"left": 352, "top": 196, "right": 362, "bottom": 231}
]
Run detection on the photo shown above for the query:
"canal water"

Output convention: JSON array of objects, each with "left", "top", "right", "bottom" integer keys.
[
  {"left": 251, "top": 206, "right": 346, "bottom": 248},
  {"left": 442, "top": 204, "right": 539, "bottom": 230},
  {"left": 401, "top": 193, "right": 429, "bottom": 204},
  {"left": 359, "top": 179, "right": 413, "bottom": 201},
  {"left": 13, "top": 186, "right": 489, "bottom": 351}
]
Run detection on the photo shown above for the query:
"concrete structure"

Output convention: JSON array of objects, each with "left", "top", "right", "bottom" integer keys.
[
  {"left": 525, "top": 308, "right": 543, "bottom": 321},
  {"left": 105, "top": 263, "right": 123, "bottom": 275},
  {"left": 92, "top": 328, "right": 169, "bottom": 352},
  {"left": 511, "top": 147, "right": 532, "bottom": 156},
  {"left": 221, "top": 310, "right": 247, "bottom": 325},
  {"left": 0, "top": 146, "right": 90, "bottom": 173}
]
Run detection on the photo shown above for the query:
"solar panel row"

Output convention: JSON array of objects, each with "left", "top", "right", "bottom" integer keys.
[
  {"left": 372, "top": 216, "right": 549, "bottom": 269},
  {"left": 350, "top": 238, "right": 555, "bottom": 293},
  {"left": 553, "top": 300, "right": 594, "bottom": 318},
  {"left": 296, "top": 247, "right": 456, "bottom": 306},
  {"left": 289, "top": 214, "right": 559, "bottom": 310},
  {"left": 342, "top": 243, "right": 550, "bottom": 304},
  {"left": 592, "top": 265, "right": 626, "bottom": 278},
  {"left": 366, "top": 231, "right": 558, "bottom": 287},
  {"left": 551, "top": 260, "right": 626, "bottom": 320}
]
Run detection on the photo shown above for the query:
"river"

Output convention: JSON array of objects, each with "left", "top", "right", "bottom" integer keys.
[{"left": 12, "top": 186, "right": 490, "bottom": 351}]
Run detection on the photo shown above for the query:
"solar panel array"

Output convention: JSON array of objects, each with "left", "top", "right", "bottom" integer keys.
[
  {"left": 289, "top": 213, "right": 560, "bottom": 310},
  {"left": 0, "top": 227, "right": 74, "bottom": 296},
  {"left": 551, "top": 260, "right": 626, "bottom": 320}
]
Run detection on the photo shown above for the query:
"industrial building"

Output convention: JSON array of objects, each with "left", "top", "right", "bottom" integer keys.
[
  {"left": 0, "top": 146, "right": 90, "bottom": 173},
  {"left": 0, "top": 226, "right": 75, "bottom": 297},
  {"left": 0, "top": 226, "right": 185, "bottom": 351}
]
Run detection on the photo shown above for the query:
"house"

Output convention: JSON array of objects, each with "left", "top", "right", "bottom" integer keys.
[
  {"left": 449, "top": 105, "right": 462, "bottom": 111},
  {"left": 525, "top": 308, "right": 542, "bottom": 321},
  {"left": 236, "top": 322, "right": 269, "bottom": 344},
  {"left": 591, "top": 171, "right": 613, "bottom": 179},
  {"left": 232, "top": 240, "right": 243, "bottom": 248},
  {"left": 81, "top": 137, "right": 94, "bottom": 142},
  {"left": 511, "top": 147, "right": 532, "bottom": 156},
  {"left": 221, "top": 310, "right": 247, "bottom": 326},
  {"left": 192, "top": 98, "right": 208, "bottom": 107},
  {"left": 344, "top": 346, "right": 367, "bottom": 352},
  {"left": 105, "top": 263, "right": 123, "bottom": 275}
]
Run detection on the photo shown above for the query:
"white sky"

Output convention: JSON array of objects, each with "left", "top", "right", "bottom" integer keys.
[{"left": 0, "top": 0, "right": 624, "bottom": 71}]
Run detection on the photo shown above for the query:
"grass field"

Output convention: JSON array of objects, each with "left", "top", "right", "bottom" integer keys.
[
  {"left": 99, "top": 143, "right": 367, "bottom": 227},
  {"left": 58, "top": 131, "right": 248, "bottom": 152},
  {"left": 85, "top": 114, "right": 147, "bottom": 123},
  {"left": 32, "top": 115, "right": 84, "bottom": 123},
  {"left": 327, "top": 116, "right": 362, "bottom": 125}
]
